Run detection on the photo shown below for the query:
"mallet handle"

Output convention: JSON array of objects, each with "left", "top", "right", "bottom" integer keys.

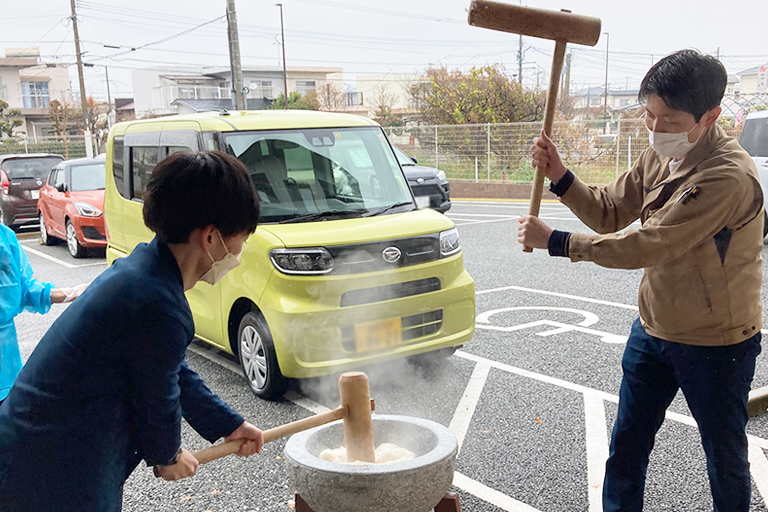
[
  {"left": 192, "top": 400, "right": 375, "bottom": 465},
  {"left": 524, "top": 39, "right": 567, "bottom": 252}
]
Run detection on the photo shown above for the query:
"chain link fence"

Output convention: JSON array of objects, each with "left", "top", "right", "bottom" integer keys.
[
  {"left": 386, "top": 94, "right": 766, "bottom": 185},
  {"left": 0, "top": 135, "right": 99, "bottom": 160}
]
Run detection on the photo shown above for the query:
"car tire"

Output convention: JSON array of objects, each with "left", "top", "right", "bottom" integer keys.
[
  {"left": 40, "top": 213, "right": 57, "bottom": 246},
  {"left": 66, "top": 220, "right": 87, "bottom": 258},
  {"left": 237, "top": 311, "right": 288, "bottom": 400},
  {"left": 763, "top": 210, "right": 767, "bottom": 240}
]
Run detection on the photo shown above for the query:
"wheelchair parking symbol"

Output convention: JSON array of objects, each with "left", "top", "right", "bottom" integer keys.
[{"left": 476, "top": 306, "right": 627, "bottom": 344}]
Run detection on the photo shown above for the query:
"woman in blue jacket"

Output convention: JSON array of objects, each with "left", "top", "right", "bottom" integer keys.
[
  {"left": 0, "top": 224, "right": 86, "bottom": 402},
  {"left": 0, "top": 151, "right": 264, "bottom": 511}
]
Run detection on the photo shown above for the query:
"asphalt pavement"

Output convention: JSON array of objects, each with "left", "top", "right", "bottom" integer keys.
[{"left": 12, "top": 201, "right": 768, "bottom": 511}]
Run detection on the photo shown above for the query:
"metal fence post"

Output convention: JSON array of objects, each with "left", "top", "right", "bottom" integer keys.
[
  {"left": 434, "top": 125, "right": 438, "bottom": 169},
  {"left": 486, "top": 123, "right": 491, "bottom": 182},
  {"left": 615, "top": 118, "right": 621, "bottom": 179}
]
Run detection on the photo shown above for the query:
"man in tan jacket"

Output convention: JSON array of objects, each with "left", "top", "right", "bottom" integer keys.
[{"left": 519, "top": 49, "right": 763, "bottom": 511}]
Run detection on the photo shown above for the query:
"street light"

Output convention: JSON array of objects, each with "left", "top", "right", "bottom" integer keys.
[
  {"left": 276, "top": 3, "right": 288, "bottom": 110},
  {"left": 603, "top": 32, "right": 609, "bottom": 133}
]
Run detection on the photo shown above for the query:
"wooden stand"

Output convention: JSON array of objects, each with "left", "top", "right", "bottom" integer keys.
[{"left": 295, "top": 491, "right": 461, "bottom": 512}]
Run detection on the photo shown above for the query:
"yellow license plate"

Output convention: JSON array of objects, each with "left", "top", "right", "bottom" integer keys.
[{"left": 354, "top": 318, "right": 402, "bottom": 353}]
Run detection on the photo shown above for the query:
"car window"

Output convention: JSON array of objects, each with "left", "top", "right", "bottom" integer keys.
[
  {"left": 741, "top": 118, "right": 768, "bottom": 158},
  {"left": 54, "top": 169, "right": 65, "bottom": 189},
  {"left": 2, "top": 157, "right": 63, "bottom": 180},
  {"left": 70, "top": 163, "right": 106, "bottom": 191},
  {"left": 392, "top": 146, "right": 416, "bottom": 166},
  {"left": 48, "top": 168, "right": 59, "bottom": 186},
  {"left": 223, "top": 127, "right": 412, "bottom": 223},
  {"left": 112, "top": 137, "right": 126, "bottom": 199},
  {"left": 131, "top": 146, "right": 158, "bottom": 200}
]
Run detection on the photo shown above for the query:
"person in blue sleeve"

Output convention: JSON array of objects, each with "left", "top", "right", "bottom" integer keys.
[
  {"left": 0, "top": 224, "right": 87, "bottom": 403},
  {"left": 0, "top": 150, "right": 265, "bottom": 511}
]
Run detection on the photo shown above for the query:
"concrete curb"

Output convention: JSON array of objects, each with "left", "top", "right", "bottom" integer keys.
[{"left": 748, "top": 386, "right": 768, "bottom": 417}]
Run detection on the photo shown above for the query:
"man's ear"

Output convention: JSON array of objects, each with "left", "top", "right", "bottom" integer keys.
[
  {"left": 703, "top": 106, "right": 722, "bottom": 128},
  {"left": 191, "top": 225, "right": 217, "bottom": 252}
]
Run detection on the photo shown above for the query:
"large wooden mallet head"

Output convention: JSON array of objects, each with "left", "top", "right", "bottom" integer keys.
[{"left": 468, "top": 1, "right": 601, "bottom": 252}]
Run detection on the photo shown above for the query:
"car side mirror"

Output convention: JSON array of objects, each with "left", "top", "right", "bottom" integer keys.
[
  {"left": 411, "top": 157, "right": 418, "bottom": 164},
  {"left": 56, "top": 183, "right": 66, "bottom": 193}
]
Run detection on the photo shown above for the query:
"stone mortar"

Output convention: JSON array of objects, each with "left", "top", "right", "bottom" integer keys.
[{"left": 284, "top": 414, "right": 458, "bottom": 512}]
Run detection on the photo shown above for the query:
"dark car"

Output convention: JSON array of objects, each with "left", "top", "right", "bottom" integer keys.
[
  {"left": 393, "top": 146, "right": 451, "bottom": 213},
  {"left": 0, "top": 153, "right": 65, "bottom": 230}
]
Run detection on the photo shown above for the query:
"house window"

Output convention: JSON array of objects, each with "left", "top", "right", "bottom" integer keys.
[
  {"left": 0, "top": 76, "right": 5, "bottom": 100},
  {"left": 22, "top": 81, "right": 50, "bottom": 108},
  {"left": 178, "top": 87, "right": 196, "bottom": 99},
  {"left": 590, "top": 97, "right": 602, "bottom": 106},
  {"left": 620, "top": 98, "right": 630, "bottom": 107},
  {"left": 296, "top": 81, "right": 316, "bottom": 95},
  {"left": 250, "top": 80, "right": 274, "bottom": 99}
]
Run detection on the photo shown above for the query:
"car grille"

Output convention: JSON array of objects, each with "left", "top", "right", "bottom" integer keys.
[
  {"left": 81, "top": 226, "right": 106, "bottom": 240},
  {"left": 341, "top": 309, "right": 444, "bottom": 352},
  {"left": 328, "top": 234, "right": 441, "bottom": 274},
  {"left": 340, "top": 277, "right": 441, "bottom": 307}
]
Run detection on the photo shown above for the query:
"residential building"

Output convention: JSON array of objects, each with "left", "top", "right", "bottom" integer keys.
[
  {"left": 737, "top": 64, "right": 768, "bottom": 95},
  {"left": 0, "top": 48, "right": 72, "bottom": 140},
  {"left": 572, "top": 86, "right": 639, "bottom": 112},
  {"left": 131, "top": 66, "right": 343, "bottom": 117}
]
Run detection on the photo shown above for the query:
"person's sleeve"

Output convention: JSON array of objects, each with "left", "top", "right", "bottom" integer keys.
[
  {"left": 125, "top": 306, "right": 188, "bottom": 466},
  {"left": 566, "top": 173, "right": 744, "bottom": 269},
  {"left": 177, "top": 358, "right": 244, "bottom": 443},
  {"left": 17, "top": 241, "right": 52, "bottom": 315},
  {"left": 558, "top": 155, "right": 647, "bottom": 234},
  {"left": 548, "top": 230, "right": 571, "bottom": 257}
]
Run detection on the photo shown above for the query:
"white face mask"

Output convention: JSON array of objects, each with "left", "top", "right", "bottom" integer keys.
[
  {"left": 200, "top": 230, "right": 242, "bottom": 285},
  {"left": 647, "top": 123, "right": 703, "bottom": 160}
]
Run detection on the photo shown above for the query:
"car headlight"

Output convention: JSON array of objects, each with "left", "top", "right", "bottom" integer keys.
[
  {"left": 74, "top": 202, "right": 103, "bottom": 217},
  {"left": 270, "top": 248, "right": 334, "bottom": 275},
  {"left": 436, "top": 170, "right": 447, "bottom": 182},
  {"left": 440, "top": 228, "right": 460, "bottom": 257}
]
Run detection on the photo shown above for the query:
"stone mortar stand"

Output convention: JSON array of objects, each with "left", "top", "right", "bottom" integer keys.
[{"left": 284, "top": 414, "right": 458, "bottom": 512}]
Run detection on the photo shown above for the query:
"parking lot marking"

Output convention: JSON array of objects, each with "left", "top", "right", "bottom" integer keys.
[
  {"left": 748, "top": 443, "right": 768, "bottom": 503},
  {"left": 20, "top": 243, "right": 107, "bottom": 269},
  {"left": 584, "top": 393, "right": 609, "bottom": 512},
  {"left": 449, "top": 360, "right": 491, "bottom": 453},
  {"left": 477, "top": 284, "right": 640, "bottom": 312},
  {"left": 453, "top": 471, "right": 542, "bottom": 512}
]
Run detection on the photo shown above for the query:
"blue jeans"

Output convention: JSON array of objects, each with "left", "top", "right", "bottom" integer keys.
[{"left": 603, "top": 318, "right": 761, "bottom": 512}]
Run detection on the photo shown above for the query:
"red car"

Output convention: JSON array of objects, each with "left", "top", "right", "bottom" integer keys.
[{"left": 38, "top": 156, "right": 107, "bottom": 258}]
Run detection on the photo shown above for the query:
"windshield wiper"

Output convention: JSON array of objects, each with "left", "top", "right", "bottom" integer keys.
[
  {"left": 278, "top": 209, "right": 369, "bottom": 224},
  {"left": 362, "top": 202, "right": 414, "bottom": 217}
]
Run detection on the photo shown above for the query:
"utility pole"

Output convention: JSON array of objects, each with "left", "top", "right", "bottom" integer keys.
[
  {"left": 518, "top": 34, "right": 523, "bottom": 84},
  {"left": 277, "top": 3, "right": 288, "bottom": 110},
  {"left": 603, "top": 32, "right": 609, "bottom": 134},
  {"left": 226, "top": 0, "right": 245, "bottom": 110},
  {"left": 563, "top": 53, "right": 571, "bottom": 102},
  {"left": 105, "top": 66, "right": 113, "bottom": 128},
  {"left": 69, "top": 0, "right": 93, "bottom": 157}
]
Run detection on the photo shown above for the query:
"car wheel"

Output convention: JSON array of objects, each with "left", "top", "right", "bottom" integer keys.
[
  {"left": 40, "top": 213, "right": 56, "bottom": 246},
  {"left": 66, "top": 220, "right": 87, "bottom": 258},
  {"left": 237, "top": 311, "right": 287, "bottom": 400},
  {"left": 763, "top": 210, "right": 767, "bottom": 240}
]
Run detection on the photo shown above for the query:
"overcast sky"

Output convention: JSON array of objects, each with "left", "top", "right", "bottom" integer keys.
[{"left": 3, "top": 0, "right": 767, "bottom": 102}]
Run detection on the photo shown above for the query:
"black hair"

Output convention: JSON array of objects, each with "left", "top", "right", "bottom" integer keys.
[
  {"left": 143, "top": 150, "right": 259, "bottom": 244},
  {"left": 638, "top": 49, "right": 727, "bottom": 122}
]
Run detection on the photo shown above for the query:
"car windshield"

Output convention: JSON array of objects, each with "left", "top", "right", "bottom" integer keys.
[
  {"left": 223, "top": 127, "right": 414, "bottom": 223},
  {"left": 70, "top": 162, "right": 106, "bottom": 191},
  {"left": 741, "top": 118, "right": 768, "bottom": 158},
  {"left": 2, "top": 157, "right": 63, "bottom": 180},
  {"left": 393, "top": 146, "right": 416, "bottom": 166}
]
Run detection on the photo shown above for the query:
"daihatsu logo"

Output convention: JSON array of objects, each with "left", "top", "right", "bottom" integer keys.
[{"left": 382, "top": 246, "right": 401, "bottom": 263}]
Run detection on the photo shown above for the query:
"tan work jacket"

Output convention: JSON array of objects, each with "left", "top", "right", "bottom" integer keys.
[{"left": 561, "top": 124, "right": 763, "bottom": 345}]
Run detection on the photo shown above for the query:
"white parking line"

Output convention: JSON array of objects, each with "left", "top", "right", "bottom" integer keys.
[
  {"left": 449, "top": 360, "right": 491, "bottom": 453},
  {"left": 20, "top": 243, "right": 106, "bottom": 269},
  {"left": 453, "top": 472, "right": 541, "bottom": 512},
  {"left": 477, "top": 284, "right": 639, "bottom": 312},
  {"left": 584, "top": 394, "right": 609, "bottom": 512}
]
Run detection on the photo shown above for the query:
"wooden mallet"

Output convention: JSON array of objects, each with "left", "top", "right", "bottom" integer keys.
[
  {"left": 192, "top": 371, "right": 376, "bottom": 465},
  {"left": 467, "top": 0, "right": 602, "bottom": 252}
]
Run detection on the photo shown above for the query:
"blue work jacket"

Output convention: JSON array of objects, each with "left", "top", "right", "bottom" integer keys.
[
  {"left": 0, "top": 224, "right": 52, "bottom": 400},
  {"left": 0, "top": 237, "right": 244, "bottom": 511}
]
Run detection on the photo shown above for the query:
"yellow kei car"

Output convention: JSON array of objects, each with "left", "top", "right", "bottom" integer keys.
[{"left": 104, "top": 110, "right": 475, "bottom": 399}]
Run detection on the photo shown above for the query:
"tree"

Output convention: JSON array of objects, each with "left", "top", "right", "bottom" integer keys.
[
  {"left": 271, "top": 91, "right": 320, "bottom": 111},
  {"left": 49, "top": 98, "right": 78, "bottom": 158},
  {"left": 318, "top": 83, "right": 346, "bottom": 111},
  {"left": 372, "top": 85, "right": 404, "bottom": 127},
  {"left": 410, "top": 65, "right": 546, "bottom": 125},
  {"left": 0, "top": 99, "right": 24, "bottom": 140}
]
